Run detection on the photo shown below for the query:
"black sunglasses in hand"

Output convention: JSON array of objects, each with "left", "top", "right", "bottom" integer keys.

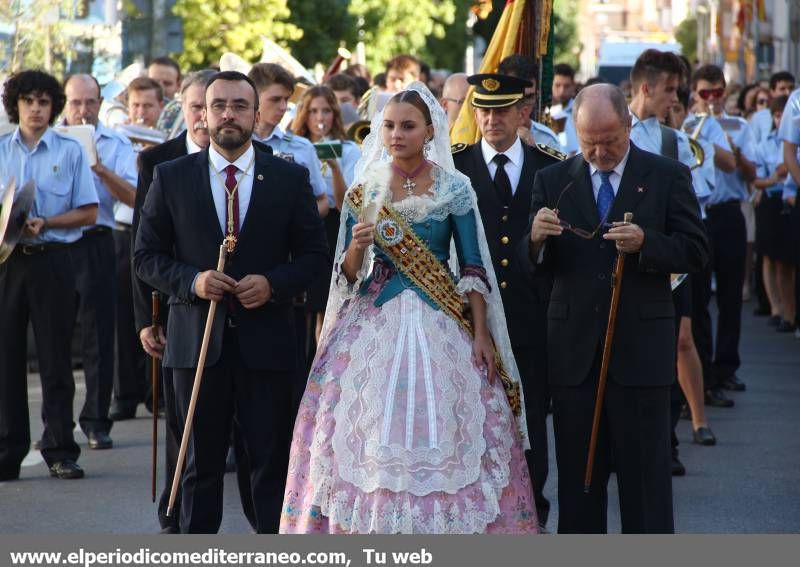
[{"left": 552, "top": 180, "right": 614, "bottom": 239}]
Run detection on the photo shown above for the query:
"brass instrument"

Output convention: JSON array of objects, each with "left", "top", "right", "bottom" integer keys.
[
  {"left": 322, "top": 47, "right": 352, "bottom": 82},
  {"left": 346, "top": 120, "right": 370, "bottom": 145},
  {"left": 115, "top": 123, "right": 167, "bottom": 149},
  {"left": 684, "top": 113, "right": 709, "bottom": 171}
]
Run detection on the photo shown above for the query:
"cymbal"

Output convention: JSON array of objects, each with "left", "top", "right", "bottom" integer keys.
[{"left": 0, "top": 178, "right": 36, "bottom": 264}]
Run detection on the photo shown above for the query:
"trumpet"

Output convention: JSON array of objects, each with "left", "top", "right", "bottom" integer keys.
[{"left": 684, "top": 113, "right": 708, "bottom": 171}]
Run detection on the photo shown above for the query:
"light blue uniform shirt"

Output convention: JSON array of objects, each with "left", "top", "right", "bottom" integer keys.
[
  {"left": 258, "top": 126, "right": 326, "bottom": 197},
  {"left": 0, "top": 127, "right": 98, "bottom": 244},
  {"left": 707, "top": 115, "right": 756, "bottom": 206},
  {"left": 755, "top": 129, "right": 787, "bottom": 196},
  {"left": 629, "top": 112, "right": 711, "bottom": 215},
  {"left": 559, "top": 99, "right": 579, "bottom": 154},
  {"left": 749, "top": 107, "right": 773, "bottom": 144},
  {"left": 319, "top": 139, "right": 360, "bottom": 208},
  {"left": 777, "top": 88, "right": 800, "bottom": 200},
  {"left": 529, "top": 120, "right": 561, "bottom": 152},
  {"left": 90, "top": 123, "right": 138, "bottom": 229}
]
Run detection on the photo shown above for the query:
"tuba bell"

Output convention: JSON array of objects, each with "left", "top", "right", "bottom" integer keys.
[{"left": 346, "top": 120, "right": 371, "bottom": 145}]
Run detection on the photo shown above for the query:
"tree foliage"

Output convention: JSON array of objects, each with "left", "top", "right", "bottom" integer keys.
[
  {"left": 675, "top": 17, "right": 697, "bottom": 64},
  {"left": 1, "top": 0, "right": 75, "bottom": 75},
  {"left": 172, "top": 0, "right": 302, "bottom": 69},
  {"left": 286, "top": 0, "right": 357, "bottom": 69},
  {"left": 424, "top": 0, "right": 472, "bottom": 72},
  {"left": 553, "top": 0, "right": 580, "bottom": 70},
  {"left": 347, "top": 0, "right": 459, "bottom": 73}
]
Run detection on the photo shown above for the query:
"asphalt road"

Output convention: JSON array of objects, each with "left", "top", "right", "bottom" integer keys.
[{"left": 1, "top": 307, "right": 798, "bottom": 534}]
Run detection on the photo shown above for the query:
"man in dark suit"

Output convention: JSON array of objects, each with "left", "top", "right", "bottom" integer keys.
[
  {"left": 134, "top": 71, "right": 328, "bottom": 533},
  {"left": 453, "top": 72, "right": 563, "bottom": 530},
  {"left": 524, "top": 84, "right": 708, "bottom": 533},
  {"left": 131, "top": 69, "right": 215, "bottom": 533}
]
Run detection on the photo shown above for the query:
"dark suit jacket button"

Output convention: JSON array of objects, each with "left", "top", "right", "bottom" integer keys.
[
  {"left": 598, "top": 273, "right": 606, "bottom": 280},
  {"left": 595, "top": 305, "right": 600, "bottom": 312},
  {"left": 599, "top": 243, "right": 606, "bottom": 249}
]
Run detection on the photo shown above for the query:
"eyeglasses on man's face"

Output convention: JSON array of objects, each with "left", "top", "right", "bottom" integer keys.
[
  {"left": 207, "top": 101, "right": 254, "bottom": 115},
  {"left": 697, "top": 87, "right": 725, "bottom": 101}
]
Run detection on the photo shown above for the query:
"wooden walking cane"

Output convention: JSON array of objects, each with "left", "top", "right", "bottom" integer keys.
[
  {"left": 166, "top": 243, "right": 227, "bottom": 518},
  {"left": 151, "top": 291, "right": 160, "bottom": 503},
  {"left": 584, "top": 212, "right": 633, "bottom": 493}
]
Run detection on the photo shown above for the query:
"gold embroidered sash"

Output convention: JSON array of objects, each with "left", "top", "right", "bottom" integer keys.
[{"left": 346, "top": 184, "right": 521, "bottom": 416}]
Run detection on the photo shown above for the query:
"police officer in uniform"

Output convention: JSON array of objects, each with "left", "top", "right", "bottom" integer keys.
[
  {"left": 452, "top": 73, "right": 563, "bottom": 530},
  {"left": 0, "top": 70, "right": 98, "bottom": 480},
  {"left": 63, "top": 74, "right": 139, "bottom": 450}
]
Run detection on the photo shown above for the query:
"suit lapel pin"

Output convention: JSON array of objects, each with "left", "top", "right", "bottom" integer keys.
[
  {"left": 257, "top": 174, "right": 264, "bottom": 181},
  {"left": 637, "top": 186, "right": 645, "bottom": 193}
]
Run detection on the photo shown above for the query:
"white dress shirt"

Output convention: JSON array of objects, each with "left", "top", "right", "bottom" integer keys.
[
  {"left": 186, "top": 133, "right": 204, "bottom": 155},
  {"left": 588, "top": 145, "right": 631, "bottom": 201},
  {"left": 481, "top": 136, "right": 524, "bottom": 195},
  {"left": 207, "top": 143, "right": 255, "bottom": 235}
]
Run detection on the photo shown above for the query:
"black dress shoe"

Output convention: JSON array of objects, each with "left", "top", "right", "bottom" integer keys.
[
  {"left": 693, "top": 426, "right": 717, "bottom": 445},
  {"left": 671, "top": 455, "right": 686, "bottom": 476},
  {"left": 721, "top": 375, "right": 746, "bottom": 391},
  {"left": 768, "top": 315, "right": 782, "bottom": 327},
  {"left": 49, "top": 460, "right": 85, "bottom": 479},
  {"left": 159, "top": 526, "right": 180, "bottom": 534},
  {"left": 0, "top": 468, "right": 20, "bottom": 481},
  {"left": 87, "top": 431, "right": 113, "bottom": 450},
  {"left": 777, "top": 320, "right": 797, "bottom": 333},
  {"left": 705, "top": 388, "right": 734, "bottom": 407},
  {"left": 108, "top": 403, "right": 138, "bottom": 421}
]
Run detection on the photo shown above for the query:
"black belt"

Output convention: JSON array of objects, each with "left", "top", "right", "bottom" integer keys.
[
  {"left": 706, "top": 199, "right": 741, "bottom": 211},
  {"left": 82, "top": 226, "right": 112, "bottom": 238},
  {"left": 15, "top": 242, "right": 70, "bottom": 256},
  {"left": 114, "top": 222, "right": 132, "bottom": 233}
]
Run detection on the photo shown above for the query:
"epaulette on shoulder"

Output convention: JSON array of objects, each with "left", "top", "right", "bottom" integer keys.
[
  {"left": 451, "top": 142, "right": 468, "bottom": 154},
  {"left": 536, "top": 143, "right": 566, "bottom": 161}
]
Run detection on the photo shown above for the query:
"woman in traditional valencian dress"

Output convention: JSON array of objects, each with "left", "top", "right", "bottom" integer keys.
[{"left": 279, "top": 82, "right": 537, "bottom": 534}]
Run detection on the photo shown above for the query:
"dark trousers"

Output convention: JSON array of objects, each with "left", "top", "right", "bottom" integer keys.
[
  {"left": 113, "top": 228, "right": 146, "bottom": 409},
  {"left": 513, "top": 346, "right": 550, "bottom": 526},
  {"left": 157, "top": 367, "right": 181, "bottom": 530},
  {"left": 704, "top": 203, "right": 746, "bottom": 385},
  {"left": 0, "top": 247, "right": 81, "bottom": 477},
  {"left": 551, "top": 352, "right": 674, "bottom": 533},
  {"left": 173, "top": 329, "right": 293, "bottom": 533},
  {"left": 73, "top": 229, "right": 116, "bottom": 435}
]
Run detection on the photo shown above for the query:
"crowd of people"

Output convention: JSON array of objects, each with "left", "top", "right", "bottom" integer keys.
[{"left": 0, "top": 44, "right": 797, "bottom": 536}]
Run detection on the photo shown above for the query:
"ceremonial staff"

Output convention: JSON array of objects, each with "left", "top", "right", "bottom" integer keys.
[
  {"left": 584, "top": 211, "right": 633, "bottom": 493},
  {"left": 150, "top": 292, "right": 160, "bottom": 503},
  {"left": 166, "top": 242, "right": 229, "bottom": 518}
]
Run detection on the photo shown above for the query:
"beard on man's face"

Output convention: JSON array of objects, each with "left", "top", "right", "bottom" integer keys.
[{"left": 210, "top": 120, "right": 253, "bottom": 150}]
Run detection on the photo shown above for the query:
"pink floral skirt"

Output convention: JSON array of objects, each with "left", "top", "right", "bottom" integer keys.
[{"left": 279, "top": 290, "right": 537, "bottom": 534}]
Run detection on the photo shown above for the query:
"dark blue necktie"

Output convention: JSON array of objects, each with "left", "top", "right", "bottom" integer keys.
[{"left": 597, "top": 170, "right": 614, "bottom": 221}]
